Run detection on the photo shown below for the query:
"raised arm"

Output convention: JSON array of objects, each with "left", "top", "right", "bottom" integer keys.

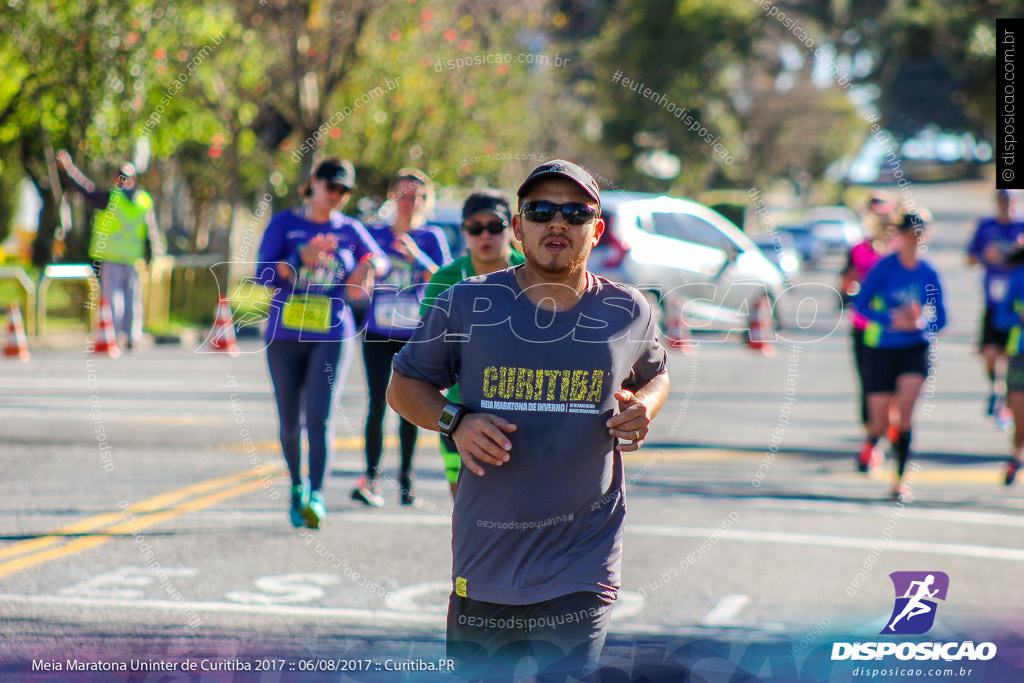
[{"left": 55, "top": 149, "right": 97, "bottom": 194}]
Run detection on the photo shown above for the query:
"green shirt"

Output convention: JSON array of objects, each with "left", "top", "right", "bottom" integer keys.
[
  {"left": 419, "top": 249, "right": 525, "bottom": 403},
  {"left": 420, "top": 249, "right": 526, "bottom": 315}
]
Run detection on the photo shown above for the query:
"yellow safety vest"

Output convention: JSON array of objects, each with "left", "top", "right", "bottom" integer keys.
[{"left": 88, "top": 189, "right": 153, "bottom": 265}]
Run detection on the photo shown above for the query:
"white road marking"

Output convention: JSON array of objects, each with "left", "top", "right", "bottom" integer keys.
[
  {"left": 741, "top": 499, "right": 1024, "bottom": 528},
  {"left": 331, "top": 514, "right": 1024, "bottom": 563},
  {"left": 700, "top": 594, "right": 750, "bottom": 626},
  {"left": 0, "top": 378, "right": 270, "bottom": 392},
  {"left": 60, "top": 566, "right": 198, "bottom": 599},
  {"left": 0, "top": 590, "right": 650, "bottom": 628},
  {"left": 0, "top": 592, "right": 440, "bottom": 626},
  {"left": 0, "top": 591, "right": 781, "bottom": 636},
  {"left": 631, "top": 524, "right": 1024, "bottom": 562},
  {"left": 385, "top": 581, "right": 451, "bottom": 613},
  {"left": 610, "top": 590, "right": 646, "bottom": 621},
  {"left": 225, "top": 573, "right": 340, "bottom": 605}
]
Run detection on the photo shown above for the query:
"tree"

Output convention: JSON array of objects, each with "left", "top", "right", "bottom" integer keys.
[
  {"left": 0, "top": 0, "right": 150, "bottom": 266},
  {"left": 790, "top": 0, "right": 1012, "bottom": 142},
  {"left": 588, "top": 0, "right": 761, "bottom": 194}
]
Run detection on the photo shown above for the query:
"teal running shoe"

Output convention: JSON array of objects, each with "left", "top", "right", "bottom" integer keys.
[
  {"left": 303, "top": 490, "right": 326, "bottom": 529},
  {"left": 289, "top": 484, "right": 306, "bottom": 528}
]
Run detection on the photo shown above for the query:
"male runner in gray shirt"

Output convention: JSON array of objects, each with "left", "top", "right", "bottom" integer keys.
[{"left": 388, "top": 160, "right": 670, "bottom": 680}]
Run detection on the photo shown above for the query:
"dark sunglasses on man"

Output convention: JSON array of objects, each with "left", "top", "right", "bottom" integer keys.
[
  {"left": 462, "top": 220, "right": 509, "bottom": 236},
  {"left": 520, "top": 200, "right": 597, "bottom": 226}
]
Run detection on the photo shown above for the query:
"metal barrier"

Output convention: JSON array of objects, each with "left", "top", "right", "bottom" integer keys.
[
  {"left": 0, "top": 266, "right": 37, "bottom": 336},
  {"left": 37, "top": 264, "right": 100, "bottom": 337},
  {"left": 164, "top": 255, "right": 226, "bottom": 325},
  {"left": 27, "top": 256, "right": 232, "bottom": 337}
]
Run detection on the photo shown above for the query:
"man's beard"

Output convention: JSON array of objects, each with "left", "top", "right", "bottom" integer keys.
[{"left": 528, "top": 243, "right": 591, "bottom": 277}]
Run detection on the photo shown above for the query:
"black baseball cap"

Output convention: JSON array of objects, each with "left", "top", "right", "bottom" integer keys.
[
  {"left": 517, "top": 159, "right": 601, "bottom": 210},
  {"left": 462, "top": 190, "right": 512, "bottom": 224},
  {"left": 313, "top": 158, "right": 356, "bottom": 189},
  {"left": 897, "top": 212, "right": 926, "bottom": 232}
]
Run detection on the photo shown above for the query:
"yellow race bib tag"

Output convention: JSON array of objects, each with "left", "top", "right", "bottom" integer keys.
[
  {"left": 455, "top": 577, "right": 468, "bottom": 597},
  {"left": 281, "top": 294, "right": 332, "bottom": 333}
]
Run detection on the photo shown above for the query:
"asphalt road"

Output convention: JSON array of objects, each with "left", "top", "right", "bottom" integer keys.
[{"left": 1, "top": 180, "right": 1022, "bottom": 681}]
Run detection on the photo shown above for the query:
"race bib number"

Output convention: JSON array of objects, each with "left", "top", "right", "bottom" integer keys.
[
  {"left": 373, "top": 292, "right": 422, "bottom": 330},
  {"left": 281, "top": 294, "right": 332, "bottom": 333},
  {"left": 990, "top": 276, "right": 1010, "bottom": 302}
]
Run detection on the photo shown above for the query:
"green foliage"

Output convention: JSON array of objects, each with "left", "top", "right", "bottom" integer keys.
[
  {"left": 590, "top": 0, "right": 761, "bottom": 193},
  {"left": 0, "top": 0, "right": 1008, "bottom": 270}
]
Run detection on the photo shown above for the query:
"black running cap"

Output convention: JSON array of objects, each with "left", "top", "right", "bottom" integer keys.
[
  {"left": 517, "top": 159, "right": 601, "bottom": 210},
  {"left": 313, "top": 159, "right": 356, "bottom": 189}
]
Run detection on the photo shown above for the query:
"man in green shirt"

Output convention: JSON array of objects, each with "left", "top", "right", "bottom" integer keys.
[{"left": 420, "top": 190, "right": 524, "bottom": 497}]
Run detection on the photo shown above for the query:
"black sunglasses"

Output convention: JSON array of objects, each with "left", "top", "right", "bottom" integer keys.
[
  {"left": 463, "top": 220, "right": 508, "bottom": 236},
  {"left": 325, "top": 183, "right": 350, "bottom": 194},
  {"left": 520, "top": 200, "right": 597, "bottom": 226}
]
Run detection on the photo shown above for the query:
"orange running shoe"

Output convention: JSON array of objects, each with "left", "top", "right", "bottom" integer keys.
[{"left": 886, "top": 424, "right": 899, "bottom": 445}]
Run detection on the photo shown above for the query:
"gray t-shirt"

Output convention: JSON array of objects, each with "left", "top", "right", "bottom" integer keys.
[{"left": 393, "top": 267, "right": 668, "bottom": 605}]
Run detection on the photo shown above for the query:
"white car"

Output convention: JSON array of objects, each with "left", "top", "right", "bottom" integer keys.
[
  {"left": 588, "top": 193, "right": 785, "bottom": 336},
  {"left": 802, "top": 205, "right": 863, "bottom": 253}
]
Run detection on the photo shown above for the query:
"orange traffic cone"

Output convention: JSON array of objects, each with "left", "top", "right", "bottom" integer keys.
[
  {"left": 204, "top": 295, "right": 239, "bottom": 355},
  {"left": 664, "top": 298, "right": 694, "bottom": 354},
  {"left": 747, "top": 296, "right": 776, "bottom": 356},
  {"left": 4, "top": 303, "right": 30, "bottom": 361},
  {"left": 92, "top": 297, "right": 121, "bottom": 358}
]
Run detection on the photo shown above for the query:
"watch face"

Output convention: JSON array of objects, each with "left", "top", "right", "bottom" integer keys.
[{"left": 439, "top": 406, "right": 457, "bottom": 430}]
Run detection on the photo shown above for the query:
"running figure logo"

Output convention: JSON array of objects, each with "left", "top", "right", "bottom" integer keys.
[{"left": 881, "top": 571, "right": 949, "bottom": 635}]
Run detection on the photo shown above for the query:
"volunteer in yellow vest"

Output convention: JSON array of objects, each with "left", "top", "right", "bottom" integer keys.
[{"left": 57, "top": 150, "right": 164, "bottom": 350}]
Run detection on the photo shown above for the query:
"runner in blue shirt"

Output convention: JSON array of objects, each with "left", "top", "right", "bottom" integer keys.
[
  {"left": 256, "top": 159, "right": 387, "bottom": 528},
  {"left": 966, "top": 189, "right": 1024, "bottom": 419},
  {"left": 352, "top": 168, "right": 452, "bottom": 507},
  {"left": 854, "top": 211, "right": 946, "bottom": 501}
]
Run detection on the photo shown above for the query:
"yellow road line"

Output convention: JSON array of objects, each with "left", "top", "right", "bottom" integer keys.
[
  {"left": 0, "top": 466, "right": 279, "bottom": 562},
  {"left": 0, "top": 537, "right": 110, "bottom": 580},
  {"left": 0, "top": 477, "right": 274, "bottom": 581},
  {"left": 909, "top": 469, "right": 1003, "bottom": 485},
  {"left": 107, "top": 477, "right": 276, "bottom": 534}
]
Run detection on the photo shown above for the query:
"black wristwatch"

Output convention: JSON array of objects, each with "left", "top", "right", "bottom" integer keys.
[{"left": 438, "top": 403, "right": 470, "bottom": 439}]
